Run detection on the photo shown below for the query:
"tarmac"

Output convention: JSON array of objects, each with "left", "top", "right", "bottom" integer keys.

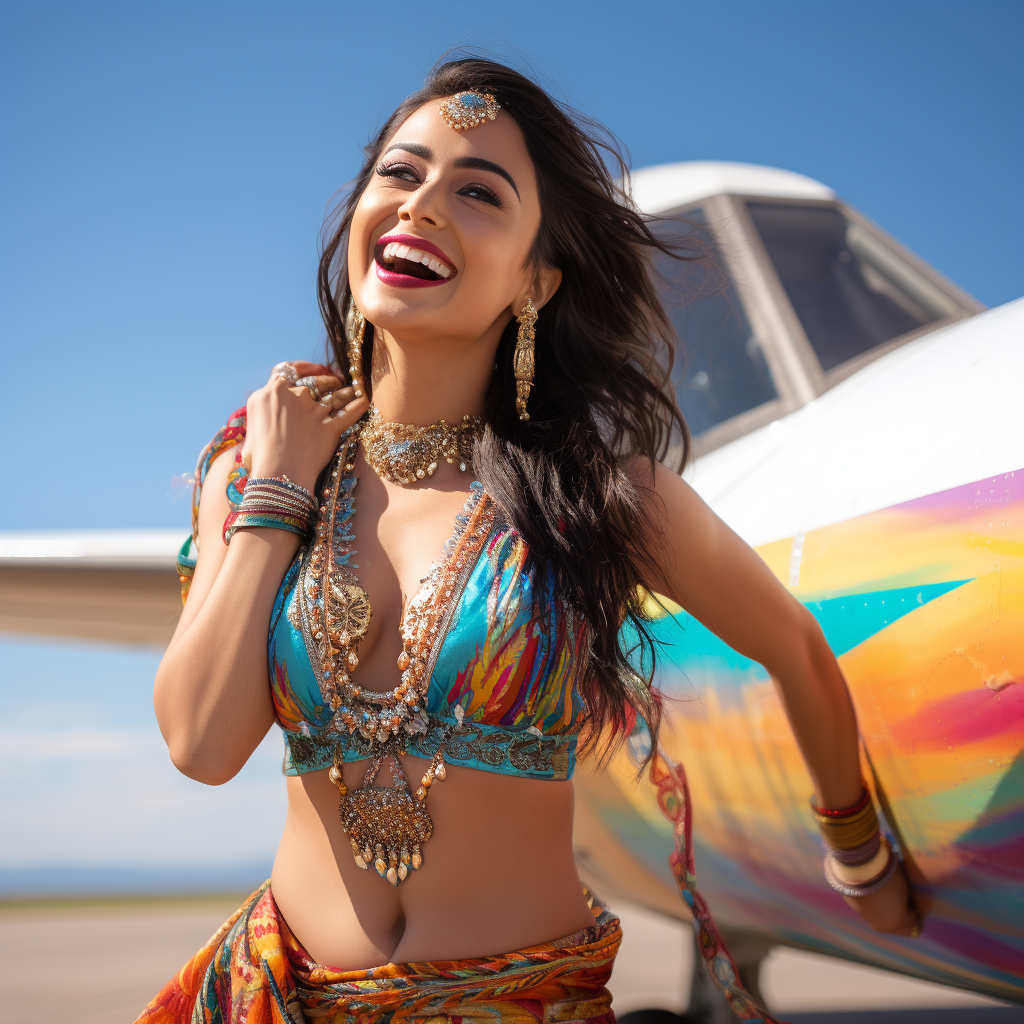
[{"left": 0, "top": 896, "right": 1019, "bottom": 1023}]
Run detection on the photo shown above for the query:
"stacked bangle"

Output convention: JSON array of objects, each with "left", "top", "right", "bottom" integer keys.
[
  {"left": 223, "top": 475, "right": 318, "bottom": 543},
  {"left": 812, "top": 785, "right": 898, "bottom": 897}
]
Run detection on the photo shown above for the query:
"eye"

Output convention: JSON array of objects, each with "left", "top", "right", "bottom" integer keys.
[
  {"left": 375, "top": 162, "right": 420, "bottom": 183},
  {"left": 458, "top": 183, "right": 504, "bottom": 208}
]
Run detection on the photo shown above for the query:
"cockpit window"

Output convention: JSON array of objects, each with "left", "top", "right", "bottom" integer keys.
[
  {"left": 746, "top": 202, "right": 963, "bottom": 373},
  {"left": 651, "top": 208, "right": 777, "bottom": 437}
]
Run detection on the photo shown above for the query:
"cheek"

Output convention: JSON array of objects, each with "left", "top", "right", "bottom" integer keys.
[
  {"left": 347, "top": 202, "right": 376, "bottom": 273},
  {"left": 348, "top": 187, "right": 399, "bottom": 270},
  {"left": 459, "top": 221, "right": 531, "bottom": 294}
]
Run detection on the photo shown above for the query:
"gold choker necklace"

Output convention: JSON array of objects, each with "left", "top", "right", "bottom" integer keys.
[{"left": 360, "top": 406, "right": 484, "bottom": 486}]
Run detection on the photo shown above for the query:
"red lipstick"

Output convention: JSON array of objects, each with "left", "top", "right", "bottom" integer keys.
[
  {"left": 377, "top": 233, "right": 455, "bottom": 272},
  {"left": 373, "top": 233, "right": 457, "bottom": 289}
]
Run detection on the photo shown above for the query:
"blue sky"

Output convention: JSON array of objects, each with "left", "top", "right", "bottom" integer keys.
[{"left": 1, "top": 0, "right": 1021, "bottom": 884}]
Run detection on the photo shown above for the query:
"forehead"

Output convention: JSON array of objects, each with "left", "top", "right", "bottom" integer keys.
[{"left": 385, "top": 100, "right": 538, "bottom": 197}]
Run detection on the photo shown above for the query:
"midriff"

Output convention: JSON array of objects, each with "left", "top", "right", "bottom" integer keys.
[{"left": 270, "top": 756, "right": 595, "bottom": 969}]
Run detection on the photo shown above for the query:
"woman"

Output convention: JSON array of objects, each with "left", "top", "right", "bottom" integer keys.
[{"left": 141, "top": 59, "right": 920, "bottom": 1024}]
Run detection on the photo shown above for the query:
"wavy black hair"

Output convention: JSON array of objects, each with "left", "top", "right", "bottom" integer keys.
[{"left": 318, "top": 58, "right": 694, "bottom": 764}]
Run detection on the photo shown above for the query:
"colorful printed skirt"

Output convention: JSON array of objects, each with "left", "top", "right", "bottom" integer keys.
[{"left": 135, "top": 882, "right": 621, "bottom": 1023}]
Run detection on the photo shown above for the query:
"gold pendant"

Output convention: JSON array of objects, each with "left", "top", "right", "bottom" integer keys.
[{"left": 329, "top": 748, "right": 445, "bottom": 886}]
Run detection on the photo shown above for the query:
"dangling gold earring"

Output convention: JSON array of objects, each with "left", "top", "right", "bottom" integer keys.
[
  {"left": 513, "top": 297, "right": 537, "bottom": 421},
  {"left": 344, "top": 298, "right": 366, "bottom": 399}
]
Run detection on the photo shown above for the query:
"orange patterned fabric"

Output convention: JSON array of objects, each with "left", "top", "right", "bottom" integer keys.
[{"left": 136, "top": 882, "right": 621, "bottom": 1023}]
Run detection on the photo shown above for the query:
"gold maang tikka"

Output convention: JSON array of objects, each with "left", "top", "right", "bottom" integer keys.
[
  {"left": 514, "top": 297, "right": 537, "bottom": 421},
  {"left": 439, "top": 90, "right": 501, "bottom": 131}
]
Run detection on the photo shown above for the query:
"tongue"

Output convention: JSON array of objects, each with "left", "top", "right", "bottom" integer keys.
[{"left": 389, "top": 256, "right": 440, "bottom": 281}]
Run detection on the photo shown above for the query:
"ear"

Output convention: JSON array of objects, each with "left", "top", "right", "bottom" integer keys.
[{"left": 515, "top": 264, "right": 562, "bottom": 316}]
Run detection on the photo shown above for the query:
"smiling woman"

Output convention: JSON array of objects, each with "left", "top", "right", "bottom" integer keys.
[{"left": 139, "top": 58, "right": 919, "bottom": 1024}]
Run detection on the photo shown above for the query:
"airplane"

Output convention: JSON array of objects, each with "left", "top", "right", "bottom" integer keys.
[{"left": 1, "top": 161, "right": 1021, "bottom": 1015}]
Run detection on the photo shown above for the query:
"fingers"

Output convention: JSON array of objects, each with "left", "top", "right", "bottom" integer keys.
[
  {"left": 290, "top": 374, "right": 344, "bottom": 402},
  {"left": 326, "top": 392, "right": 370, "bottom": 431},
  {"left": 880, "top": 912, "right": 923, "bottom": 937},
  {"left": 318, "top": 385, "right": 354, "bottom": 412},
  {"left": 268, "top": 360, "right": 338, "bottom": 386},
  {"left": 289, "top": 361, "right": 335, "bottom": 377}
]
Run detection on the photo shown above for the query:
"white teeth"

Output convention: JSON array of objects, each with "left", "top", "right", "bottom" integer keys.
[{"left": 380, "top": 241, "right": 452, "bottom": 278}]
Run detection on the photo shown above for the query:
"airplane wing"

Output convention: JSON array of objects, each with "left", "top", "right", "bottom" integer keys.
[{"left": 0, "top": 530, "right": 184, "bottom": 647}]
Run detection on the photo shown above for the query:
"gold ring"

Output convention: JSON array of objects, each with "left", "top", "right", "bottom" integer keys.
[{"left": 910, "top": 923, "right": 922, "bottom": 938}]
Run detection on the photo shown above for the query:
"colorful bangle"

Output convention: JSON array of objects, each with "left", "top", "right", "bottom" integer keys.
[
  {"left": 811, "top": 786, "right": 882, "bottom": 851},
  {"left": 245, "top": 476, "right": 318, "bottom": 509},
  {"left": 222, "top": 474, "right": 318, "bottom": 543},
  {"left": 824, "top": 843, "right": 898, "bottom": 897},
  {"left": 224, "top": 511, "right": 311, "bottom": 542},
  {"left": 812, "top": 784, "right": 899, "bottom": 897},
  {"left": 829, "top": 832, "right": 882, "bottom": 866},
  {"left": 829, "top": 838, "right": 891, "bottom": 885},
  {"left": 811, "top": 787, "right": 872, "bottom": 818}
]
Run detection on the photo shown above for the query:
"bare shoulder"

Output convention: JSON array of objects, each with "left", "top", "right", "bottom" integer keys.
[
  {"left": 618, "top": 453, "right": 724, "bottom": 596},
  {"left": 620, "top": 453, "right": 710, "bottom": 536}
]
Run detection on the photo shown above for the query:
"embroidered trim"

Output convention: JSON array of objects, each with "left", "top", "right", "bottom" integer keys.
[
  {"left": 282, "top": 719, "right": 576, "bottom": 779},
  {"left": 651, "top": 745, "right": 783, "bottom": 1022}
]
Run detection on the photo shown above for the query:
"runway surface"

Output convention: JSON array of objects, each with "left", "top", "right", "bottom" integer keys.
[{"left": 0, "top": 896, "right": 1019, "bottom": 1023}]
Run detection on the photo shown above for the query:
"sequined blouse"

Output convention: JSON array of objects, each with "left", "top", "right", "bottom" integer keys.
[{"left": 178, "top": 408, "right": 592, "bottom": 782}]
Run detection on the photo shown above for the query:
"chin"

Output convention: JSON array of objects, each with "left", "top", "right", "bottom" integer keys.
[{"left": 357, "top": 273, "right": 447, "bottom": 316}]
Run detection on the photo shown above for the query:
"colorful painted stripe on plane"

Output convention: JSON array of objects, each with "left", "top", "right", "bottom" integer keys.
[{"left": 602, "top": 469, "right": 1024, "bottom": 999}]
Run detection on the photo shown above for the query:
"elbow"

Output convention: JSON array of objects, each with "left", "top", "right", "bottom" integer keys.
[
  {"left": 166, "top": 736, "right": 240, "bottom": 787},
  {"left": 796, "top": 604, "right": 832, "bottom": 658},
  {"left": 169, "top": 747, "right": 238, "bottom": 786},
  {"left": 768, "top": 602, "right": 843, "bottom": 683},
  {"left": 155, "top": 666, "right": 240, "bottom": 786}
]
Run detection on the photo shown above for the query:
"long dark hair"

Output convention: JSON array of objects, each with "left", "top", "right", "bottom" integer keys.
[{"left": 318, "top": 58, "right": 693, "bottom": 764}]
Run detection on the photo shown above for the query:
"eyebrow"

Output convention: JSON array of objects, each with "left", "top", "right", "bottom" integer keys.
[{"left": 383, "top": 143, "right": 521, "bottom": 199}]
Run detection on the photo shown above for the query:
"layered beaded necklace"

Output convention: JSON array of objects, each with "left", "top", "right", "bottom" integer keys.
[{"left": 296, "top": 418, "right": 495, "bottom": 885}]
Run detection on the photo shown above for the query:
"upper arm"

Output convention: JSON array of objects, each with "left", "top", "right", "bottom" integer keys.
[
  {"left": 640, "top": 460, "right": 818, "bottom": 678},
  {"left": 168, "top": 448, "right": 236, "bottom": 642}
]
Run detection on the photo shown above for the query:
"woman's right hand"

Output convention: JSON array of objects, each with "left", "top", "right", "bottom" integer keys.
[{"left": 240, "top": 360, "right": 369, "bottom": 493}]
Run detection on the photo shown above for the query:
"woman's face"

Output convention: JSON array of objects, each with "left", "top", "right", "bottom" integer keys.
[{"left": 347, "top": 99, "right": 549, "bottom": 348}]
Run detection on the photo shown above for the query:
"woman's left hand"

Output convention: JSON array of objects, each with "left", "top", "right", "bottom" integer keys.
[{"left": 844, "top": 863, "right": 923, "bottom": 936}]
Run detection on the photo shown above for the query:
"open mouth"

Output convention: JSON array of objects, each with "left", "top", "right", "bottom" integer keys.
[{"left": 373, "top": 236, "right": 456, "bottom": 287}]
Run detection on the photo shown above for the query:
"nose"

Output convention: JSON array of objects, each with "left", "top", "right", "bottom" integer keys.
[{"left": 397, "top": 179, "right": 447, "bottom": 230}]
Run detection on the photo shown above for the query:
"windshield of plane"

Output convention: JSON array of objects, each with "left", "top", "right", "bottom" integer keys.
[
  {"left": 745, "top": 202, "right": 964, "bottom": 373},
  {"left": 651, "top": 209, "right": 777, "bottom": 437}
]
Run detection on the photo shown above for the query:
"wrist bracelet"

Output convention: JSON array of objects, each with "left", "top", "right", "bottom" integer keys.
[
  {"left": 812, "top": 782, "right": 897, "bottom": 897},
  {"left": 811, "top": 785, "right": 882, "bottom": 851},
  {"left": 830, "top": 837, "right": 892, "bottom": 885},
  {"left": 245, "top": 476, "right": 318, "bottom": 508},
  {"left": 824, "top": 844, "right": 898, "bottom": 897},
  {"left": 223, "top": 474, "right": 318, "bottom": 543}
]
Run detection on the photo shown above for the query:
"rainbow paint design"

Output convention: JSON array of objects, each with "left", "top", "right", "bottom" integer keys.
[{"left": 586, "top": 469, "right": 1024, "bottom": 999}]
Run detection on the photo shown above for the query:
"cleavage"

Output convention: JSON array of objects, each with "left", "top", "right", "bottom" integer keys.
[{"left": 337, "top": 453, "right": 474, "bottom": 694}]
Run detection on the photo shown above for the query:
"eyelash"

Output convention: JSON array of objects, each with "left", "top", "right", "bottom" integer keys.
[
  {"left": 459, "top": 183, "right": 504, "bottom": 208},
  {"left": 375, "top": 162, "right": 505, "bottom": 208}
]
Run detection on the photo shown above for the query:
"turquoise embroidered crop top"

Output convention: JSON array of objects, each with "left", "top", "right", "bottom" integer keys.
[{"left": 180, "top": 408, "right": 592, "bottom": 782}]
